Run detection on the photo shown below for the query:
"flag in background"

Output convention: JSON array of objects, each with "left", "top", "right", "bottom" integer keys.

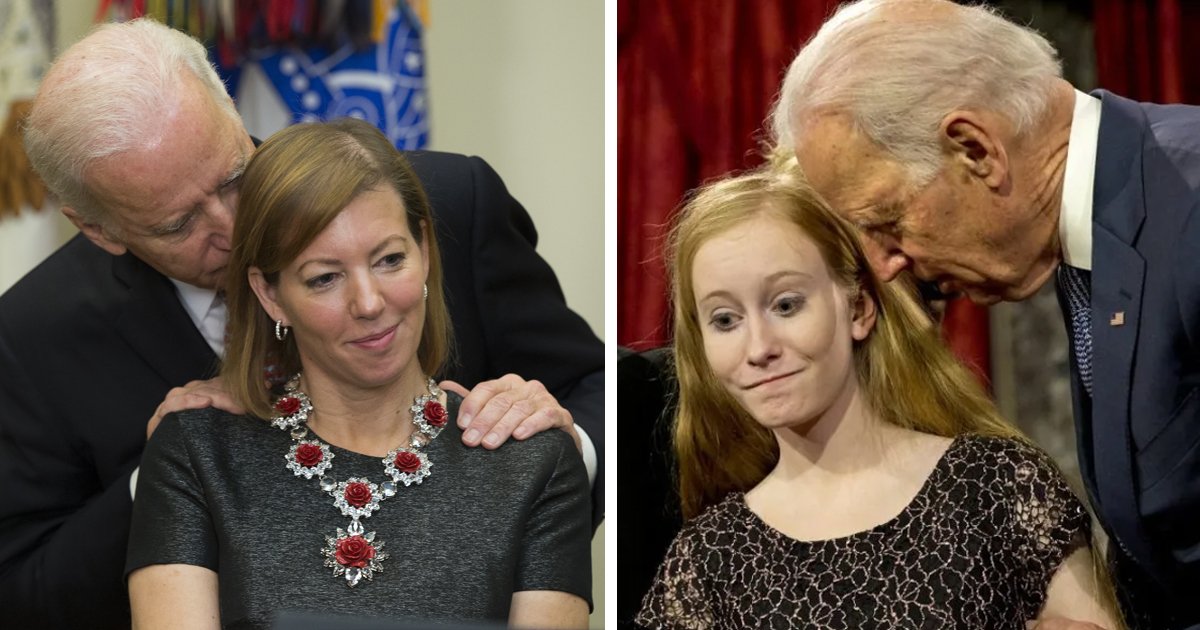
[
  {"left": 93, "top": 0, "right": 431, "bottom": 150},
  {"left": 217, "top": 3, "right": 429, "bottom": 149}
]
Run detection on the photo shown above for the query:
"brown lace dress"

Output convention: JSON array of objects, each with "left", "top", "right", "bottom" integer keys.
[{"left": 637, "top": 435, "right": 1090, "bottom": 629}]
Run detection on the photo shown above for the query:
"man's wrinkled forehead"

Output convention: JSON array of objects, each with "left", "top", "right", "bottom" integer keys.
[
  {"left": 794, "top": 116, "right": 875, "bottom": 204},
  {"left": 792, "top": 115, "right": 919, "bottom": 234}
]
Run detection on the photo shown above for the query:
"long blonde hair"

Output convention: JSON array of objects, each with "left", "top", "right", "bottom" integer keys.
[{"left": 668, "top": 154, "right": 1022, "bottom": 519}]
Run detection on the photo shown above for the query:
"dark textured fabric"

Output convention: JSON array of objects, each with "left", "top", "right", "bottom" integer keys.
[
  {"left": 617, "top": 347, "right": 681, "bottom": 627},
  {"left": 637, "top": 435, "right": 1089, "bottom": 629},
  {"left": 0, "top": 149, "right": 603, "bottom": 629},
  {"left": 1058, "top": 264, "right": 1094, "bottom": 396},
  {"left": 0, "top": 238, "right": 214, "bottom": 630},
  {"left": 126, "top": 395, "right": 591, "bottom": 628}
]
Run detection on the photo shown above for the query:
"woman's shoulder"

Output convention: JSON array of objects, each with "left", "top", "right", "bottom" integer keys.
[
  {"left": 152, "top": 407, "right": 274, "bottom": 453},
  {"left": 943, "top": 433, "right": 1089, "bottom": 534},
  {"left": 139, "top": 408, "right": 284, "bottom": 498},
  {"left": 946, "top": 433, "right": 1066, "bottom": 480},
  {"left": 673, "top": 492, "right": 752, "bottom": 544}
]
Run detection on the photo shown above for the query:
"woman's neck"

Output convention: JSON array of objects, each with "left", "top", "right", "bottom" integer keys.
[
  {"left": 749, "top": 380, "right": 952, "bottom": 541},
  {"left": 769, "top": 379, "right": 906, "bottom": 482},
  {"left": 299, "top": 367, "right": 430, "bottom": 456}
]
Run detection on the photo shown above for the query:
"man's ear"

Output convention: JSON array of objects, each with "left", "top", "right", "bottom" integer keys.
[
  {"left": 248, "top": 267, "right": 285, "bottom": 324},
  {"left": 850, "top": 287, "right": 878, "bottom": 342},
  {"left": 940, "top": 111, "right": 1009, "bottom": 191},
  {"left": 62, "top": 206, "right": 127, "bottom": 256}
]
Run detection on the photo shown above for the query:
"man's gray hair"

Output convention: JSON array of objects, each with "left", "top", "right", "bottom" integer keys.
[
  {"left": 23, "top": 18, "right": 239, "bottom": 225},
  {"left": 771, "top": 0, "right": 1062, "bottom": 185}
]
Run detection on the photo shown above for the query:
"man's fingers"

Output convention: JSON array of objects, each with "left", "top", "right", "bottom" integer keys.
[
  {"left": 510, "top": 406, "right": 581, "bottom": 452},
  {"left": 455, "top": 378, "right": 513, "bottom": 429},
  {"left": 462, "top": 392, "right": 518, "bottom": 447},
  {"left": 147, "top": 393, "right": 213, "bottom": 439},
  {"left": 145, "top": 377, "right": 243, "bottom": 441},
  {"left": 455, "top": 375, "right": 579, "bottom": 451},
  {"left": 479, "top": 397, "right": 545, "bottom": 449},
  {"left": 511, "top": 405, "right": 570, "bottom": 439},
  {"left": 511, "top": 412, "right": 551, "bottom": 441}
]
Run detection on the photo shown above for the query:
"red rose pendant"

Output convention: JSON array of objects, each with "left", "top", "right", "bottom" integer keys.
[{"left": 323, "top": 526, "right": 387, "bottom": 587}]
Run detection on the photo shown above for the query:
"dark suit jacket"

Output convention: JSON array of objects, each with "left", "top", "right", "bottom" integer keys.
[
  {"left": 1061, "top": 91, "right": 1200, "bottom": 629},
  {"left": 616, "top": 347, "right": 679, "bottom": 627},
  {"left": 0, "top": 150, "right": 603, "bottom": 629}
]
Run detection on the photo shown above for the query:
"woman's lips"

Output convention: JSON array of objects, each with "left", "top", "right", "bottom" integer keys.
[
  {"left": 349, "top": 325, "right": 397, "bottom": 350},
  {"left": 746, "top": 370, "right": 801, "bottom": 390}
]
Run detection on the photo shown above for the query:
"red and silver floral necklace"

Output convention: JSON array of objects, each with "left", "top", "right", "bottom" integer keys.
[{"left": 270, "top": 374, "right": 449, "bottom": 587}]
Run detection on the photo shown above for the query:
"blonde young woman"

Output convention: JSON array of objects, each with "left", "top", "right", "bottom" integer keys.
[{"left": 636, "top": 158, "right": 1120, "bottom": 629}]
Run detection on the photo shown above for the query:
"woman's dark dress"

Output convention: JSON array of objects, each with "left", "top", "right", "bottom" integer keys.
[
  {"left": 638, "top": 435, "right": 1090, "bottom": 629},
  {"left": 128, "top": 394, "right": 592, "bottom": 629}
]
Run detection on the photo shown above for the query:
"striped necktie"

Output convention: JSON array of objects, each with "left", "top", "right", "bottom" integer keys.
[{"left": 1059, "top": 263, "right": 1093, "bottom": 396}]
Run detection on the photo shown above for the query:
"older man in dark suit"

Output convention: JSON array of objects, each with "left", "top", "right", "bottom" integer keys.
[
  {"left": 0, "top": 18, "right": 602, "bottom": 630},
  {"left": 774, "top": 1, "right": 1200, "bottom": 628}
]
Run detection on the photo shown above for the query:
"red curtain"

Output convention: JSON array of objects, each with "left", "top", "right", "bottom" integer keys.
[
  {"left": 1093, "top": 0, "right": 1200, "bottom": 104},
  {"left": 617, "top": 0, "right": 992, "bottom": 386},
  {"left": 619, "top": 0, "right": 841, "bottom": 350}
]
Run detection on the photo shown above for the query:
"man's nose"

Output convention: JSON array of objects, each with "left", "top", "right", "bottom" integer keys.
[
  {"left": 862, "top": 233, "right": 911, "bottom": 282},
  {"left": 206, "top": 193, "right": 236, "bottom": 251}
]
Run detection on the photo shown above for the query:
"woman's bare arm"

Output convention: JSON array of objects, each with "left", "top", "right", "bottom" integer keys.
[
  {"left": 129, "top": 564, "right": 220, "bottom": 630},
  {"left": 1032, "top": 547, "right": 1121, "bottom": 629},
  {"left": 509, "top": 590, "right": 589, "bottom": 629}
]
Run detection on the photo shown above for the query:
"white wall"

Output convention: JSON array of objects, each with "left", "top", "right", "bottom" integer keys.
[
  {"left": 424, "top": 0, "right": 604, "bottom": 339},
  {"left": 423, "top": 4, "right": 605, "bottom": 625}
]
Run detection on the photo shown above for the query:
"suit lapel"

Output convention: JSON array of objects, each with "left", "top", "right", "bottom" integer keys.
[
  {"left": 1091, "top": 229, "right": 1148, "bottom": 560},
  {"left": 110, "top": 253, "right": 219, "bottom": 387},
  {"left": 1089, "top": 90, "right": 1154, "bottom": 566}
]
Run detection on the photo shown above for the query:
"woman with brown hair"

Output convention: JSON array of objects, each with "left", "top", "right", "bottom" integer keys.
[
  {"left": 126, "top": 118, "right": 591, "bottom": 629},
  {"left": 636, "top": 155, "right": 1119, "bottom": 629}
]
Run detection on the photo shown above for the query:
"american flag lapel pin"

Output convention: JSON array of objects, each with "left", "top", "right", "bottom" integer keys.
[{"left": 1110, "top": 311, "right": 1125, "bottom": 326}]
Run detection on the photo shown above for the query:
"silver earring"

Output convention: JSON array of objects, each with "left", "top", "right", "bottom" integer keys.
[
  {"left": 275, "top": 320, "right": 290, "bottom": 341},
  {"left": 423, "top": 283, "right": 428, "bottom": 301}
]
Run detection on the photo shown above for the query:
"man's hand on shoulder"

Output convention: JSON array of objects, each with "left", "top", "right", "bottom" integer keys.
[
  {"left": 440, "top": 374, "right": 581, "bottom": 453},
  {"left": 146, "top": 377, "right": 244, "bottom": 440}
]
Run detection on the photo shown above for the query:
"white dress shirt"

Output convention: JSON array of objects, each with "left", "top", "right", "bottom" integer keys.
[
  {"left": 1058, "top": 90, "right": 1103, "bottom": 270},
  {"left": 171, "top": 279, "right": 227, "bottom": 356}
]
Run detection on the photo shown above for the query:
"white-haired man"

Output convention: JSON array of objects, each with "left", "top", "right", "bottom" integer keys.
[
  {"left": 0, "top": 19, "right": 603, "bottom": 629},
  {"left": 776, "top": 1, "right": 1200, "bottom": 628}
]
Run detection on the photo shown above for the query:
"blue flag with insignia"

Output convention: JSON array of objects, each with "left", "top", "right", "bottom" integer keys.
[{"left": 217, "top": 4, "right": 427, "bottom": 149}]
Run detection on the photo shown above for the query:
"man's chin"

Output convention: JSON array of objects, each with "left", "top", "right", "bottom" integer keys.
[
  {"left": 963, "top": 291, "right": 1003, "bottom": 306},
  {"left": 940, "top": 282, "right": 1003, "bottom": 305},
  {"left": 200, "top": 267, "right": 228, "bottom": 292},
  {"left": 938, "top": 279, "right": 1012, "bottom": 305}
]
